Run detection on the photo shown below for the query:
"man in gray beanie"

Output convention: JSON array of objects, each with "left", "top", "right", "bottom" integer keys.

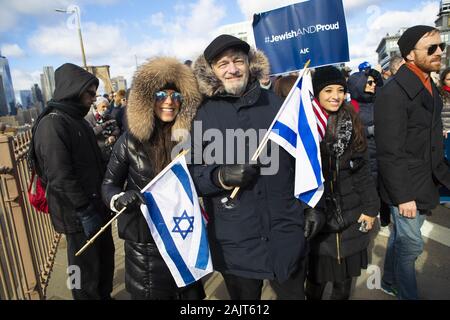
[{"left": 375, "top": 25, "right": 450, "bottom": 299}]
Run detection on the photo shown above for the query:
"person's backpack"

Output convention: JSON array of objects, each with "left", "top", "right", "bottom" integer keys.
[
  {"left": 27, "top": 119, "right": 49, "bottom": 214},
  {"left": 27, "top": 169, "right": 49, "bottom": 213}
]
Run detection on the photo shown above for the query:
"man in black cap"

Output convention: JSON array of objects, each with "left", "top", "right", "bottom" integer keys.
[
  {"left": 30, "top": 63, "right": 115, "bottom": 299},
  {"left": 375, "top": 25, "right": 450, "bottom": 299},
  {"left": 189, "top": 35, "right": 324, "bottom": 300}
]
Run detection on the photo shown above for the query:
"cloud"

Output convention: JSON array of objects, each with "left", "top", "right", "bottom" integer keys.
[
  {"left": 347, "top": 1, "right": 440, "bottom": 68},
  {"left": 148, "top": 0, "right": 226, "bottom": 36},
  {"left": 1, "top": 44, "right": 25, "bottom": 58},
  {"left": 11, "top": 69, "right": 41, "bottom": 91},
  {"left": 28, "top": 22, "right": 122, "bottom": 59},
  {"left": 0, "top": 0, "right": 120, "bottom": 32},
  {"left": 237, "top": 0, "right": 306, "bottom": 19}
]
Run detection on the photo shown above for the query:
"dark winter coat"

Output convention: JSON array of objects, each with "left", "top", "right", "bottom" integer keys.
[
  {"left": 31, "top": 63, "right": 109, "bottom": 234},
  {"left": 348, "top": 71, "right": 378, "bottom": 180},
  {"left": 309, "top": 106, "right": 380, "bottom": 259},
  {"left": 190, "top": 49, "right": 307, "bottom": 282},
  {"left": 375, "top": 64, "right": 450, "bottom": 209},
  {"left": 101, "top": 57, "right": 203, "bottom": 299}
]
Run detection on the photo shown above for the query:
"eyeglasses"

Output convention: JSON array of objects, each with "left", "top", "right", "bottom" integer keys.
[
  {"left": 415, "top": 42, "right": 446, "bottom": 56},
  {"left": 86, "top": 90, "right": 97, "bottom": 97},
  {"left": 367, "top": 80, "right": 376, "bottom": 86},
  {"left": 154, "top": 91, "right": 183, "bottom": 104}
]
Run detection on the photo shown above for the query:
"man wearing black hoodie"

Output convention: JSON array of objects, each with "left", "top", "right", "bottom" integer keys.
[{"left": 30, "top": 63, "right": 115, "bottom": 300}]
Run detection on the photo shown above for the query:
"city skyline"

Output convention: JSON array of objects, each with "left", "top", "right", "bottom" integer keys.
[{"left": 0, "top": 0, "right": 442, "bottom": 100}]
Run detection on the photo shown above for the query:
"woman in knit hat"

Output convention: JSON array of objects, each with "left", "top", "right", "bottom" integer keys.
[
  {"left": 306, "top": 66, "right": 380, "bottom": 300},
  {"left": 101, "top": 57, "right": 205, "bottom": 300}
]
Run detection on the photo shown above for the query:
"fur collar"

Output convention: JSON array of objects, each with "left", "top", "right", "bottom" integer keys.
[
  {"left": 193, "top": 49, "right": 270, "bottom": 97},
  {"left": 127, "top": 57, "right": 201, "bottom": 142}
]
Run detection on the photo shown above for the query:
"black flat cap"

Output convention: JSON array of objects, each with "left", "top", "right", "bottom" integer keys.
[
  {"left": 204, "top": 34, "right": 250, "bottom": 63},
  {"left": 398, "top": 25, "right": 437, "bottom": 59}
]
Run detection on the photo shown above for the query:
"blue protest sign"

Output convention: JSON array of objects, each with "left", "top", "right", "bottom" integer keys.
[{"left": 252, "top": 0, "right": 349, "bottom": 74}]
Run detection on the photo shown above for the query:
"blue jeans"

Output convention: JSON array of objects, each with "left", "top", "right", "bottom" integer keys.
[{"left": 382, "top": 206, "right": 426, "bottom": 300}]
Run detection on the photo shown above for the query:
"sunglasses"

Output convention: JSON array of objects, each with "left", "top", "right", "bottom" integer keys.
[
  {"left": 154, "top": 91, "right": 183, "bottom": 104},
  {"left": 416, "top": 42, "right": 446, "bottom": 56},
  {"left": 367, "top": 80, "right": 376, "bottom": 86}
]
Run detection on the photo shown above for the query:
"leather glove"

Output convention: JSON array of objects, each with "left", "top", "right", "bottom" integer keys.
[
  {"left": 114, "top": 190, "right": 146, "bottom": 212},
  {"left": 304, "top": 208, "right": 326, "bottom": 240},
  {"left": 322, "top": 211, "right": 358, "bottom": 233},
  {"left": 76, "top": 203, "right": 103, "bottom": 238},
  {"left": 215, "top": 164, "right": 260, "bottom": 189}
]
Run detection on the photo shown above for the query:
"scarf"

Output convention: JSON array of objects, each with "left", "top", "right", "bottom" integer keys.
[
  {"left": 325, "top": 108, "right": 353, "bottom": 159},
  {"left": 406, "top": 62, "right": 433, "bottom": 96}
]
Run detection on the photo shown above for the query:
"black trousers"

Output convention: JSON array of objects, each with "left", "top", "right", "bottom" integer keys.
[
  {"left": 305, "top": 277, "right": 353, "bottom": 300},
  {"left": 222, "top": 258, "right": 307, "bottom": 300},
  {"left": 66, "top": 227, "right": 115, "bottom": 300}
]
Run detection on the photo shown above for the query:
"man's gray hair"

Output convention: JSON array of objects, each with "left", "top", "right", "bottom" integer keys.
[{"left": 389, "top": 55, "right": 405, "bottom": 75}]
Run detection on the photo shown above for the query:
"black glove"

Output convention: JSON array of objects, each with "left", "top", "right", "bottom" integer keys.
[
  {"left": 76, "top": 203, "right": 104, "bottom": 238},
  {"left": 114, "top": 190, "right": 146, "bottom": 212},
  {"left": 304, "top": 208, "right": 326, "bottom": 240},
  {"left": 215, "top": 164, "right": 260, "bottom": 189}
]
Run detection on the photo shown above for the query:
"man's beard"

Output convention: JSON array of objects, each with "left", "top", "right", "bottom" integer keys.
[
  {"left": 223, "top": 75, "right": 249, "bottom": 96},
  {"left": 416, "top": 55, "right": 441, "bottom": 73}
]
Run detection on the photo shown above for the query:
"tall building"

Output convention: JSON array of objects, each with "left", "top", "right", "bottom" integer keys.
[
  {"left": 0, "top": 75, "right": 8, "bottom": 116},
  {"left": 435, "top": 0, "right": 450, "bottom": 68},
  {"left": 376, "top": 1, "right": 450, "bottom": 71},
  {"left": 19, "top": 90, "right": 33, "bottom": 109},
  {"left": 41, "top": 66, "right": 55, "bottom": 103},
  {"left": 31, "top": 83, "right": 44, "bottom": 112},
  {"left": 111, "top": 76, "right": 127, "bottom": 92},
  {"left": 0, "top": 51, "right": 17, "bottom": 115},
  {"left": 375, "top": 30, "right": 403, "bottom": 71}
]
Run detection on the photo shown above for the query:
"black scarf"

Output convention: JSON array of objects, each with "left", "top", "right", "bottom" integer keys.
[{"left": 325, "top": 108, "right": 353, "bottom": 159}]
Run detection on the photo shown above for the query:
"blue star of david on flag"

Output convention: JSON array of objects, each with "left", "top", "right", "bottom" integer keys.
[
  {"left": 140, "top": 156, "right": 212, "bottom": 287},
  {"left": 172, "top": 211, "right": 194, "bottom": 240}
]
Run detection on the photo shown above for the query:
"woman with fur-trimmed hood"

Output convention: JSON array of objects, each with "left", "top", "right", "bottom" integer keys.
[{"left": 102, "top": 57, "right": 205, "bottom": 300}]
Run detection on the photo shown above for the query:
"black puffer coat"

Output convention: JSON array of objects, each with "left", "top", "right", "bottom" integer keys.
[
  {"left": 310, "top": 106, "right": 380, "bottom": 260},
  {"left": 102, "top": 57, "right": 204, "bottom": 299}
]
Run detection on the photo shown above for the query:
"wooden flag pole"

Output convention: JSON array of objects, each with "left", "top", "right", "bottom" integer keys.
[
  {"left": 75, "top": 149, "right": 191, "bottom": 256},
  {"left": 75, "top": 207, "right": 126, "bottom": 256},
  {"left": 229, "top": 60, "right": 311, "bottom": 200}
]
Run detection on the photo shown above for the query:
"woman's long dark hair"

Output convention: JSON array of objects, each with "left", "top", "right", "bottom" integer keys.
[
  {"left": 343, "top": 103, "right": 367, "bottom": 153},
  {"left": 144, "top": 118, "right": 177, "bottom": 174}
]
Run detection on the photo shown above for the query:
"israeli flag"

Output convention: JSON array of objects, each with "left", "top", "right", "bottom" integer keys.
[
  {"left": 140, "top": 155, "right": 213, "bottom": 287},
  {"left": 268, "top": 71, "right": 325, "bottom": 207}
]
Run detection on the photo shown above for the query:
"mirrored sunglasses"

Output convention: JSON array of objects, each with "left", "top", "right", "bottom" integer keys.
[{"left": 154, "top": 91, "right": 183, "bottom": 104}]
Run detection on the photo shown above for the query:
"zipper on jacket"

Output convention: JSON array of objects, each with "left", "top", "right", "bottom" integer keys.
[{"left": 336, "top": 233, "right": 341, "bottom": 264}]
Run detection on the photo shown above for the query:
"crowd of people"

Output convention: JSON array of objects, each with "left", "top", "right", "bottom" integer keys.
[{"left": 27, "top": 24, "right": 450, "bottom": 300}]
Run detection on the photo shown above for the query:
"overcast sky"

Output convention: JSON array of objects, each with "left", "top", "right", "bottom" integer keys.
[{"left": 0, "top": 0, "right": 441, "bottom": 94}]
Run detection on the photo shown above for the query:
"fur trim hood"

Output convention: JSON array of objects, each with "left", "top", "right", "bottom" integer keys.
[
  {"left": 127, "top": 57, "right": 202, "bottom": 142},
  {"left": 193, "top": 49, "right": 270, "bottom": 97}
]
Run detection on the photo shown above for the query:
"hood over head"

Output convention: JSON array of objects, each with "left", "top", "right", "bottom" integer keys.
[
  {"left": 127, "top": 57, "right": 202, "bottom": 142},
  {"left": 193, "top": 48, "right": 270, "bottom": 97},
  {"left": 347, "top": 71, "right": 375, "bottom": 103},
  {"left": 52, "top": 63, "right": 99, "bottom": 102}
]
